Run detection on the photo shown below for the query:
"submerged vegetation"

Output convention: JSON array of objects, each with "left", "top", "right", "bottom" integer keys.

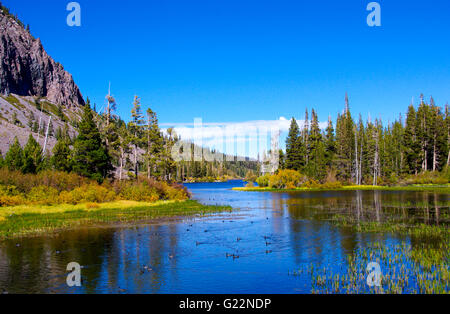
[
  {"left": 285, "top": 190, "right": 450, "bottom": 294},
  {"left": 291, "top": 242, "right": 450, "bottom": 294}
]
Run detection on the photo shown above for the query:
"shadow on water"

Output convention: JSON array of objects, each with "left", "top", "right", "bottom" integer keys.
[{"left": 0, "top": 180, "right": 448, "bottom": 293}]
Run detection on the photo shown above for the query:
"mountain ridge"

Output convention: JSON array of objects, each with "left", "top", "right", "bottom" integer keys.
[
  {"left": 0, "top": 8, "right": 84, "bottom": 107},
  {"left": 0, "top": 5, "right": 84, "bottom": 155}
]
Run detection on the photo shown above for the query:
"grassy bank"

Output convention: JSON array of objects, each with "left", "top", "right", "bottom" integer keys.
[
  {"left": 233, "top": 184, "right": 450, "bottom": 193},
  {"left": 0, "top": 200, "right": 232, "bottom": 239}
]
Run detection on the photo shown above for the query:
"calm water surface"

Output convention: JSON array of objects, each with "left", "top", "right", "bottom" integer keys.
[{"left": 0, "top": 181, "right": 448, "bottom": 293}]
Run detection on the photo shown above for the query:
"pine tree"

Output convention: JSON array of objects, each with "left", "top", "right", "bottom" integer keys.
[
  {"left": 146, "top": 108, "right": 163, "bottom": 179},
  {"left": 428, "top": 101, "right": 446, "bottom": 171},
  {"left": 305, "top": 109, "right": 326, "bottom": 180},
  {"left": 416, "top": 95, "right": 432, "bottom": 171},
  {"left": 286, "top": 118, "right": 303, "bottom": 171},
  {"left": 404, "top": 104, "right": 420, "bottom": 174},
  {"left": 160, "top": 127, "right": 177, "bottom": 181},
  {"left": 324, "top": 116, "right": 336, "bottom": 168},
  {"left": 278, "top": 149, "right": 286, "bottom": 170},
  {"left": 116, "top": 121, "right": 131, "bottom": 180},
  {"left": 302, "top": 109, "right": 310, "bottom": 166},
  {"left": 129, "top": 96, "right": 145, "bottom": 177},
  {"left": 5, "top": 137, "right": 24, "bottom": 171},
  {"left": 22, "top": 134, "right": 43, "bottom": 174},
  {"left": 72, "top": 99, "right": 112, "bottom": 182},
  {"left": 335, "top": 94, "right": 355, "bottom": 181},
  {"left": 51, "top": 138, "right": 72, "bottom": 172}
]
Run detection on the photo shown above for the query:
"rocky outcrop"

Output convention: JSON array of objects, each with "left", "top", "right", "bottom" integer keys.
[{"left": 0, "top": 10, "right": 84, "bottom": 107}]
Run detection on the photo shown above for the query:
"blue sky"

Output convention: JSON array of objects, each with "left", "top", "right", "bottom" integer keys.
[{"left": 4, "top": 0, "right": 450, "bottom": 156}]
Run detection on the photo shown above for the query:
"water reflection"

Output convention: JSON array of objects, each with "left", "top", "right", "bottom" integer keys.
[{"left": 0, "top": 181, "right": 448, "bottom": 294}]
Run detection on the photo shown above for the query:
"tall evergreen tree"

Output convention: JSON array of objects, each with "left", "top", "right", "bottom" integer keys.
[
  {"left": 22, "top": 134, "right": 43, "bottom": 174},
  {"left": 129, "top": 96, "right": 145, "bottom": 177},
  {"left": 278, "top": 149, "right": 286, "bottom": 170},
  {"left": 403, "top": 104, "right": 420, "bottom": 174},
  {"left": 72, "top": 99, "right": 112, "bottom": 182},
  {"left": 146, "top": 108, "right": 164, "bottom": 178},
  {"left": 51, "top": 137, "right": 72, "bottom": 172},
  {"left": 4, "top": 137, "right": 24, "bottom": 171},
  {"left": 324, "top": 116, "right": 336, "bottom": 168},
  {"left": 285, "top": 118, "right": 303, "bottom": 171},
  {"left": 305, "top": 109, "right": 326, "bottom": 180},
  {"left": 335, "top": 94, "right": 355, "bottom": 181}
]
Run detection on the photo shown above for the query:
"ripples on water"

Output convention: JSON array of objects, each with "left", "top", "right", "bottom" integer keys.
[{"left": 0, "top": 180, "right": 448, "bottom": 293}]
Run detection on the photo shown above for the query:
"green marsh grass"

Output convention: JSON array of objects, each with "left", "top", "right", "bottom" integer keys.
[
  {"left": 0, "top": 200, "right": 232, "bottom": 239},
  {"left": 290, "top": 242, "right": 450, "bottom": 294}
]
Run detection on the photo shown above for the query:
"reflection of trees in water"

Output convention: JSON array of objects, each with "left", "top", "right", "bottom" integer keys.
[
  {"left": 0, "top": 229, "right": 116, "bottom": 293},
  {"left": 434, "top": 193, "right": 440, "bottom": 225},
  {"left": 278, "top": 192, "right": 358, "bottom": 265},
  {"left": 0, "top": 224, "right": 183, "bottom": 294},
  {"left": 374, "top": 191, "right": 381, "bottom": 222},
  {"left": 277, "top": 190, "right": 449, "bottom": 268}
]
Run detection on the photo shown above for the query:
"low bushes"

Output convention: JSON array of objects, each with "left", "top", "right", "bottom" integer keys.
[
  {"left": 400, "top": 171, "right": 449, "bottom": 186},
  {"left": 0, "top": 168, "right": 89, "bottom": 193},
  {"left": 255, "top": 170, "right": 305, "bottom": 189},
  {"left": 28, "top": 186, "right": 59, "bottom": 205},
  {"left": 256, "top": 174, "right": 271, "bottom": 187},
  {"left": 269, "top": 170, "right": 305, "bottom": 189},
  {"left": 113, "top": 177, "right": 189, "bottom": 202},
  {"left": 116, "top": 183, "right": 160, "bottom": 202},
  {"left": 59, "top": 184, "right": 116, "bottom": 204},
  {"left": 0, "top": 185, "right": 26, "bottom": 206},
  {"left": 0, "top": 169, "right": 189, "bottom": 207},
  {"left": 255, "top": 169, "right": 343, "bottom": 190}
]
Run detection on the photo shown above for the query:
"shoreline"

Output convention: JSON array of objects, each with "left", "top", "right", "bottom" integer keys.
[
  {"left": 0, "top": 200, "right": 232, "bottom": 240},
  {"left": 233, "top": 185, "right": 450, "bottom": 193}
]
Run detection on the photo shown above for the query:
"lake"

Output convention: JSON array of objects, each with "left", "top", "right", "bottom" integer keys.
[{"left": 0, "top": 180, "right": 449, "bottom": 294}]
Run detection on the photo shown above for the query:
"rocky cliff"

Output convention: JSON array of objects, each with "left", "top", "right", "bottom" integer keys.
[
  {"left": 0, "top": 8, "right": 85, "bottom": 107},
  {"left": 0, "top": 7, "right": 83, "bottom": 155}
]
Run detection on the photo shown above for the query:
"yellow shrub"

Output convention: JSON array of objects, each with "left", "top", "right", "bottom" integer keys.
[
  {"left": 59, "top": 184, "right": 116, "bottom": 204},
  {"left": 162, "top": 184, "right": 189, "bottom": 201},
  {"left": 119, "top": 184, "right": 160, "bottom": 202},
  {"left": 27, "top": 186, "right": 59, "bottom": 205},
  {"left": 58, "top": 190, "right": 75, "bottom": 204},
  {"left": 302, "top": 180, "right": 321, "bottom": 189},
  {"left": 269, "top": 170, "right": 304, "bottom": 189},
  {"left": 85, "top": 203, "right": 100, "bottom": 209},
  {"left": 256, "top": 174, "right": 271, "bottom": 187},
  {"left": 0, "top": 195, "right": 25, "bottom": 207}
]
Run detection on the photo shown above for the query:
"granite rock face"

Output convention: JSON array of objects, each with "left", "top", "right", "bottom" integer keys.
[{"left": 0, "top": 10, "right": 84, "bottom": 107}]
